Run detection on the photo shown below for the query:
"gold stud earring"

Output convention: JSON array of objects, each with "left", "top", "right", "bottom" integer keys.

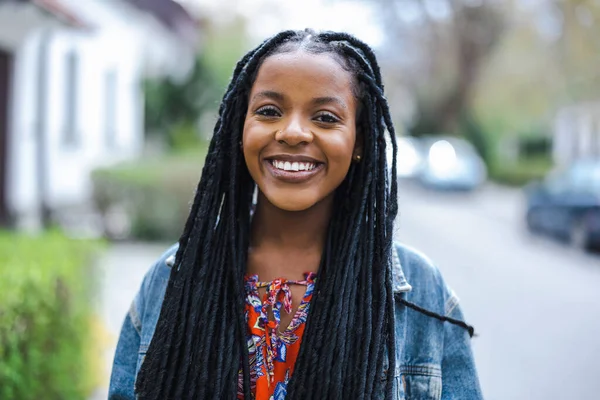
[{"left": 355, "top": 155, "right": 361, "bottom": 162}]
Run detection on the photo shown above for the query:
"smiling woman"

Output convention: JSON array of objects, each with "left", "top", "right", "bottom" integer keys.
[{"left": 109, "top": 29, "right": 482, "bottom": 400}]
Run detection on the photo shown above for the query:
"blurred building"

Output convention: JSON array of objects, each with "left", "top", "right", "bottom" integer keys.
[
  {"left": 553, "top": 102, "right": 600, "bottom": 166},
  {"left": 0, "top": 0, "right": 199, "bottom": 231}
]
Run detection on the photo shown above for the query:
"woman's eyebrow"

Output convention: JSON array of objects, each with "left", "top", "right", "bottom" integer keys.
[
  {"left": 312, "top": 96, "right": 347, "bottom": 109},
  {"left": 251, "top": 90, "right": 285, "bottom": 103}
]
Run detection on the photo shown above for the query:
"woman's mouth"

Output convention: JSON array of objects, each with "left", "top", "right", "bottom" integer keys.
[{"left": 265, "top": 159, "right": 324, "bottom": 183}]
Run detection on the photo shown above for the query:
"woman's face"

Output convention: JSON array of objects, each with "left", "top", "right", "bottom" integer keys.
[{"left": 243, "top": 50, "right": 359, "bottom": 212}]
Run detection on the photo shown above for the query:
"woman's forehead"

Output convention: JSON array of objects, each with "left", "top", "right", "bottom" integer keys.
[{"left": 250, "top": 51, "right": 355, "bottom": 102}]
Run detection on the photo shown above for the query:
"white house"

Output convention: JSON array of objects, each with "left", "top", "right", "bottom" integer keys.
[
  {"left": 0, "top": 0, "right": 198, "bottom": 231},
  {"left": 553, "top": 102, "right": 600, "bottom": 166}
]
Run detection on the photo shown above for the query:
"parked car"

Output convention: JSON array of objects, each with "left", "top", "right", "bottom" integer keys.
[
  {"left": 386, "top": 135, "right": 425, "bottom": 180},
  {"left": 524, "top": 159, "right": 600, "bottom": 250},
  {"left": 417, "top": 136, "right": 487, "bottom": 191}
]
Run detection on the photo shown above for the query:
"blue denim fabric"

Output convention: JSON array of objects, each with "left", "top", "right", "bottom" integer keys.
[{"left": 109, "top": 243, "right": 483, "bottom": 399}]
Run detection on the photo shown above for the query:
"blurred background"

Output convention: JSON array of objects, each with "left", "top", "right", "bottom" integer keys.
[{"left": 0, "top": 0, "right": 599, "bottom": 398}]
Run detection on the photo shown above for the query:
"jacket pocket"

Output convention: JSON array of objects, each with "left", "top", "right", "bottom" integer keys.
[{"left": 396, "top": 364, "right": 442, "bottom": 400}]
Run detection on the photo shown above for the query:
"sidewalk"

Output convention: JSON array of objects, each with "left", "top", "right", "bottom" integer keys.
[{"left": 89, "top": 241, "right": 171, "bottom": 399}]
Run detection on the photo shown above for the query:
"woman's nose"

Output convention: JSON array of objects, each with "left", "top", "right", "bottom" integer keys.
[{"left": 275, "top": 117, "right": 313, "bottom": 146}]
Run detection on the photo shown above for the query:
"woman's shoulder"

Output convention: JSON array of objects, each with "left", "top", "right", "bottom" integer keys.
[
  {"left": 134, "top": 244, "right": 178, "bottom": 312},
  {"left": 393, "top": 242, "right": 442, "bottom": 284},
  {"left": 393, "top": 242, "right": 459, "bottom": 317},
  {"left": 129, "top": 244, "right": 178, "bottom": 341},
  {"left": 139, "top": 242, "right": 457, "bottom": 316},
  {"left": 148, "top": 242, "right": 449, "bottom": 295},
  {"left": 146, "top": 243, "right": 179, "bottom": 284}
]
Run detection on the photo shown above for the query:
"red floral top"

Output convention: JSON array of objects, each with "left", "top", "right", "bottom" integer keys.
[{"left": 237, "top": 272, "right": 317, "bottom": 400}]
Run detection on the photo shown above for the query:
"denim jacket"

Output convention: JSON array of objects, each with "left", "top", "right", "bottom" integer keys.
[{"left": 109, "top": 243, "right": 483, "bottom": 399}]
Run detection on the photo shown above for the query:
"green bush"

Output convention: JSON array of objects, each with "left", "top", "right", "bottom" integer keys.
[
  {"left": 0, "top": 231, "right": 101, "bottom": 400},
  {"left": 92, "top": 146, "right": 207, "bottom": 241},
  {"left": 490, "top": 156, "right": 554, "bottom": 187}
]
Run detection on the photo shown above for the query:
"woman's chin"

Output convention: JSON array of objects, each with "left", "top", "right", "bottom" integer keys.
[
  {"left": 269, "top": 198, "right": 316, "bottom": 212},
  {"left": 261, "top": 191, "right": 322, "bottom": 212}
]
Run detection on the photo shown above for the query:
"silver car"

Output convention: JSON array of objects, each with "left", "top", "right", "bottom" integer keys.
[{"left": 417, "top": 136, "right": 487, "bottom": 191}]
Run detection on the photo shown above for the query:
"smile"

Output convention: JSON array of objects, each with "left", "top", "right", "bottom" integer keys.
[{"left": 265, "top": 158, "right": 324, "bottom": 183}]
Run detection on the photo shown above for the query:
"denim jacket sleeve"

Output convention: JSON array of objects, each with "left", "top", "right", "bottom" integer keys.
[
  {"left": 441, "top": 297, "right": 483, "bottom": 399},
  {"left": 108, "top": 245, "right": 176, "bottom": 399},
  {"left": 394, "top": 243, "right": 482, "bottom": 400},
  {"left": 108, "top": 311, "right": 140, "bottom": 399}
]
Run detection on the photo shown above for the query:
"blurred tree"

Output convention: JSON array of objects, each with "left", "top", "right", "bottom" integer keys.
[
  {"left": 144, "top": 55, "right": 220, "bottom": 149},
  {"left": 374, "top": 0, "right": 505, "bottom": 140},
  {"left": 143, "top": 16, "right": 249, "bottom": 149},
  {"left": 472, "top": 14, "right": 555, "bottom": 136},
  {"left": 371, "top": 0, "right": 600, "bottom": 181},
  {"left": 471, "top": 0, "right": 600, "bottom": 158}
]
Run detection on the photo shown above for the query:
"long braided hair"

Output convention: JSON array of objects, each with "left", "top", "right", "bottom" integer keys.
[{"left": 136, "top": 29, "right": 402, "bottom": 399}]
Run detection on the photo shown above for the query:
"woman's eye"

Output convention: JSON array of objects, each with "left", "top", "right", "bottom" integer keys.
[
  {"left": 255, "top": 106, "right": 281, "bottom": 118},
  {"left": 315, "top": 113, "right": 340, "bottom": 124}
]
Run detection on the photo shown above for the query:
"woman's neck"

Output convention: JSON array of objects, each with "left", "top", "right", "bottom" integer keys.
[
  {"left": 250, "top": 192, "right": 333, "bottom": 250},
  {"left": 247, "top": 192, "right": 332, "bottom": 279}
]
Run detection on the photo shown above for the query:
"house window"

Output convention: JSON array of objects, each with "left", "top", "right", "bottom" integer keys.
[
  {"left": 105, "top": 70, "right": 117, "bottom": 148},
  {"left": 63, "top": 50, "right": 79, "bottom": 146}
]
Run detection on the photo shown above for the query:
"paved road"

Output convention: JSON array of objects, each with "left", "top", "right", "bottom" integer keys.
[{"left": 395, "top": 183, "right": 600, "bottom": 400}]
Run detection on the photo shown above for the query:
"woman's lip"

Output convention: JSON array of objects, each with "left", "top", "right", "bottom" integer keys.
[
  {"left": 265, "top": 155, "right": 321, "bottom": 163},
  {"left": 264, "top": 160, "right": 324, "bottom": 183}
]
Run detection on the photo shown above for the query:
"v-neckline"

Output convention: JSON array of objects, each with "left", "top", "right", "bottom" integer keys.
[{"left": 244, "top": 272, "right": 316, "bottom": 334}]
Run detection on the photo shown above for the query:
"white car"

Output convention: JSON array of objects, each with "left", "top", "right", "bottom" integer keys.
[
  {"left": 418, "top": 137, "right": 487, "bottom": 190},
  {"left": 386, "top": 135, "right": 425, "bottom": 180}
]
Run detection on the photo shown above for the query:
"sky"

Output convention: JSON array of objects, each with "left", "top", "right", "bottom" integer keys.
[{"left": 175, "top": 0, "right": 385, "bottom": 48}]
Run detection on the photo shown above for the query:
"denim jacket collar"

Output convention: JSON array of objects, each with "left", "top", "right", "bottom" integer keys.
[
  {"left": 165, "top": 248, "right": 412, "bottom": 293},
  {"left": 391, "top": 246, "right": 412, "bottom": 293}
]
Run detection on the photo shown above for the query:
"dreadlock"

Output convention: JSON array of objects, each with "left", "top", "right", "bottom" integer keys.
[{"left": 135, "top": 29, "right": 468, "bottom": 400}]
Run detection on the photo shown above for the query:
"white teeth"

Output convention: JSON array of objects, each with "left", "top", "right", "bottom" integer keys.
[
  {"left": 303, "top": 162, "right": 316, "bottom": 171},
  {"left": 272, "top": 160, "right": 317, "bottom": 172}
]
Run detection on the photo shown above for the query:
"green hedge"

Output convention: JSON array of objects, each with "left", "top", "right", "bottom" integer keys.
[
  {"left": 0, "top": 231, "right": 101, "bottom": 400},
  {"left": 489, "top": 156, "right": 554, "bottom": 187},
  {"left": 92, "top": 147, "right": 206, "bottom": 241}
]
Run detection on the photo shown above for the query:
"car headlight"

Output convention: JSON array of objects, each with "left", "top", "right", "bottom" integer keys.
[{"left": 428, "top": 140, "right": 457, "bottom": 175}]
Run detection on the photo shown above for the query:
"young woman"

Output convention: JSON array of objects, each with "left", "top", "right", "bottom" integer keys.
[{"left": 109, "top": 30, "right": 482, "bottom": 400}]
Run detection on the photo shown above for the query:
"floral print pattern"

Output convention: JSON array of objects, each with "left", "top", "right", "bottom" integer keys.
[{"left": 237, "top": 272, "right": 316, "bottom": 399}]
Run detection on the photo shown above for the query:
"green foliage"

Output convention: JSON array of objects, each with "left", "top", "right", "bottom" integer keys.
[
  {"left": 460, "top": 111, "right": 493, "bottom": 168},
  {"left": 143, "top": 19, "right": 250, "bottom": 150},
  {"left": 144, "top": 56, "right": 220, "bottom": 149},
  {"left": 0, "top": 231, "right": 101, "bottom": 400},
  {"left": 169, "top": 122, "right": 202, "bottom": 151},
  {"left": 489, "top": 156, "right": 554, "bottom": 187},
  {"left": 92, "top": 145, "right": 208, "bottom": 241}
]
